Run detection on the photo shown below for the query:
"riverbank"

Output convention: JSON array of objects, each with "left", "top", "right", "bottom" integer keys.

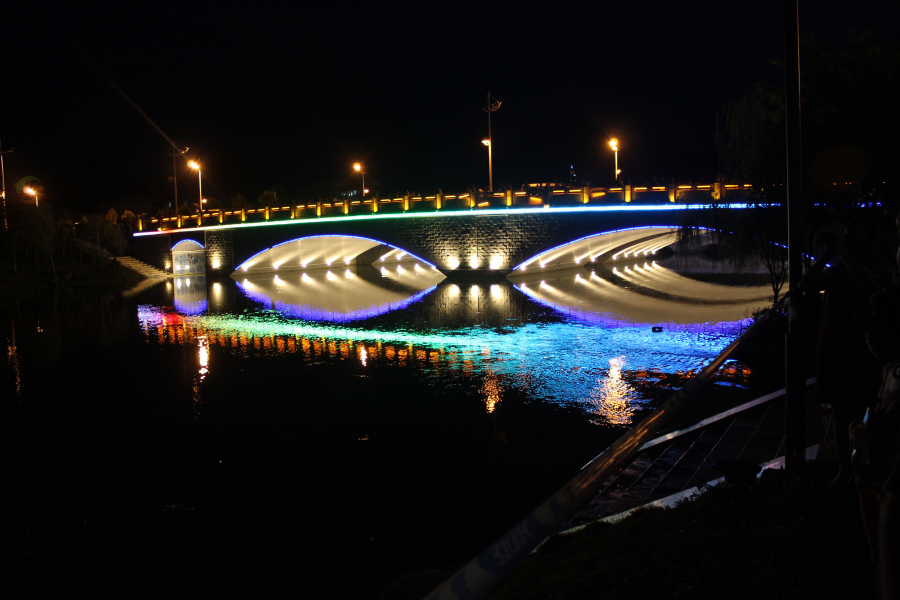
[
  {"left": 379, "top": 465, "right": 872, "bottom": 599},
  {"left": 0, "top": 259, "right": 143, "bottom": 302}
]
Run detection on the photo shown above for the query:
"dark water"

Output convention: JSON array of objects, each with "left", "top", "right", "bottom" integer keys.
[{"left": 4, "top": 256, "right": 769, "bottom": 597}]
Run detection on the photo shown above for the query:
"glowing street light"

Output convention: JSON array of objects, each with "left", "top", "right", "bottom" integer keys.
[
  {"left": 24, "top": 186, "right": 38, "bottom": 207},
  {"left": 353, "top": 162, "right": 365, "bottom": 199},
  {"left": 188, "top": 160, "right": 202, "bottom": 212},
  {"left": 609, "top": 138, "right": 621, "bottom": 181}
]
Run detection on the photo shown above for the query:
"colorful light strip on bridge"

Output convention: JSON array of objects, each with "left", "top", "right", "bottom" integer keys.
[{"left": 133, "top": 203, "right": 755, "bottom": 237}]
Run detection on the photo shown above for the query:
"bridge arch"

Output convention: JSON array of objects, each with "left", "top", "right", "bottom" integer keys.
[
  {"left": 231, "top": 234, "right": 445, "bottom": 322},
  {"left": 233, "top": 234, "right": 439, "bottom": 275},
  {"left": 511, "top": 226, "right": 716, "bottom": 274},
  {"left": 132, "top": 206, "right": 760, "bottom": 277}
]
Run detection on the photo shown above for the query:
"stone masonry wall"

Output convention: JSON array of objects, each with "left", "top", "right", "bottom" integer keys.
[{"left": 131, "top": 210, "right": 689, "bottom": 273}]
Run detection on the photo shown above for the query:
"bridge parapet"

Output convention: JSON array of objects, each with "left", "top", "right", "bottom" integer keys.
[{"left": 136, "top": 184, "right": 753, "bottom": 233}]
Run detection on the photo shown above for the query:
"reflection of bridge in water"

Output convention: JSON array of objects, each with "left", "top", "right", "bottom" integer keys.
[
  {"left": 141, "top": 247, "right": 767, "bottom": 427},
  {"left": 219, "top": 249, "right": 772, "bottom": 327}
]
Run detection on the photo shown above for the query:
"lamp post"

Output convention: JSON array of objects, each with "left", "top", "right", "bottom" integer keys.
[
  {"left": 482, "top": 138, "right": 492, "bottom": 192},
  {"left": 188, "top": 160, "right": 202, "bottom": 212},
  {"left": 609, "top": 138, "right": 620, "bottom": 181},
  {"left": 168, "top": 143, "right": 189, "bottom": 218},
  {"left": 0, "top": 140, "right": 14, "bottom": 232},
  {"left": 353, "top": 162, "right": 365, "bottom": 199},
  {"left": 483, "top": 93, "right": 501, "bottom": 192}
]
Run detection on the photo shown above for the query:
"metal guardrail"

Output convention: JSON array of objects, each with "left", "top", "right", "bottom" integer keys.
[{"left": 424, "top": 297, "right": 787, "bottom": 600}]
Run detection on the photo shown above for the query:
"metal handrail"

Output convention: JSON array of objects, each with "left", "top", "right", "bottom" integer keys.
[{"left": 424, "top": 297, "right": 788, "bottom": 600}]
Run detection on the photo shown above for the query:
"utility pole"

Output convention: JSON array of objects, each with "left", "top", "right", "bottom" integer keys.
[
  {"left": 0, "top": 139, "right": 13, "bottom": 232},
  {"left": 168, "top": 143, "right": 189, "bottom": 217},
  {"left": 783, "top": 0, "right": 805, "bottom": 473}
]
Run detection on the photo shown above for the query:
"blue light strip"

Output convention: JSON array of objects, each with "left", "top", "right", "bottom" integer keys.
[
  {"left": 234, "top": 233, "right": 439, "bottom": 271},
  {"left": 134, "top": 203, "right": 754, "bottom": 238},
  {"left": 171, "top": 238, "right": 205, "bottom": 250}
]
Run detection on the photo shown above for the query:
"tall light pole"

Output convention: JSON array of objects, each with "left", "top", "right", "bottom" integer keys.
[
  {"left": 783, "top": 0, "right": 805, "bottom": 473},
  {"left": 609, "top": 138, "right": 620, "bottom": 181},
  {"left": 0, "top": 139, "right": 14, "bottom": 232},
  {"left": 482, "top": 138, "right": 492, "bottom": 192},
  {"left": 483, "top": 93, "right": 501, "bottom": 192},
  {"left": 188, "top": 160, "right": 202, "bottom": 211},
  {"left": 169, "top": 143, "right": 188, "bottom": 217},
  {"left": 353, "top": 162, "right": 365, "bottom": 199}
]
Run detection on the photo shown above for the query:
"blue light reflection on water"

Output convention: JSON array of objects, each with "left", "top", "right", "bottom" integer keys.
[
  {"left": 234, "top": 279, "right": 438, "bottom": 322},
  {"left": 138, "top": 278, "right": 750, "bottom": 427}
]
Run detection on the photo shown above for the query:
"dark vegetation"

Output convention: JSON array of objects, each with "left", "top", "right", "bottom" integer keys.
[
  {"left": 490, "top": 467, "right": 872, "bottom": 600},
  {"left": 0, "top": 200, "right": 140, "bottom": 293},
  {"left": 379, "top": 467, "right": 872, "bottom": 600},
  {"left": 678, "top": 31, "right": 900, "bottom": 302}
]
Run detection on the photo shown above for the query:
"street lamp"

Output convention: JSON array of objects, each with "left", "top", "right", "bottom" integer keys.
[
  {"left": 353, "top": 162, "right": 365, "bottom": 199},
  {"left": 24, "top": 186, "right": 38, "bottom": 207},
  {"left": 482, "top": 138, "right": 492, "bottom": 192},
  {"left": 482, "top": 92, "right": 501, "bottom": 192},
  {"left": 609, "top": 138, "right": 621, "bottom": 181},
  {"left": 168, "top": 143, "right": 188, "bottom": 218},
  {"left": 188, "top": 160, "right": 202, "bottom": 211}
]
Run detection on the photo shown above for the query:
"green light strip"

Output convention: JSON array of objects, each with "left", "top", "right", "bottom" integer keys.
[{"left": 134, "top": 203, "right": 751, "bottom": 238}]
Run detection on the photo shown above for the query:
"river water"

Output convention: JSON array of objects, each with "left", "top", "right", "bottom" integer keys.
[{"left": 5, "top": 254, "right": 771, "bottom": 597}]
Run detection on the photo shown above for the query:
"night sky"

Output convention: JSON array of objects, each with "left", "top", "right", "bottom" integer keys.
[{"left": 4, "top": 1, "right": 899, "bottom": 212}]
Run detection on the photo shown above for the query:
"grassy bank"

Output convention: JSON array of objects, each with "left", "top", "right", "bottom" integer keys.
[{"left": 381, "top": 466, "right": 873, "bottom": 599}]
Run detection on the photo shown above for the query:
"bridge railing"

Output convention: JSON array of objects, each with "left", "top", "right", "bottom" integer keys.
[{"left": 136, "top": 184, "right": 753, "bottom": 233}]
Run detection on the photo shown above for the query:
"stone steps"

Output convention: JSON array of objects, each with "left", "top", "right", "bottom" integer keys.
[
  {"left": 560, "top": 382, "right": 824, "bottom": 532},
  {"left": 116, "top": 256, "right": 170, "bottom": 279}
]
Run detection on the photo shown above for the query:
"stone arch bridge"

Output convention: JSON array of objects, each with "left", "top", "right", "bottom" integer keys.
[{"left": 131, "top": 202, "right": 756, "bottom": 278}]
